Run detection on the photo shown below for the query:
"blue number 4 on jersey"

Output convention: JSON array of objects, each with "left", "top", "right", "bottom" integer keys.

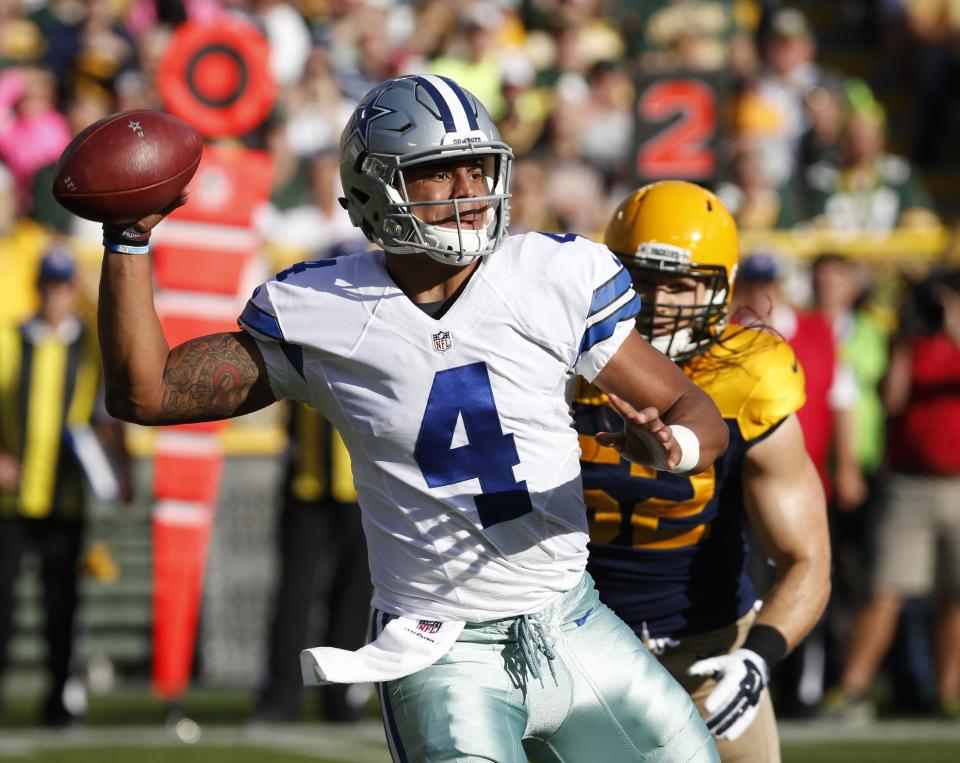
[{"left": 415, "top": 362, "right": 533, "bottom": 528}]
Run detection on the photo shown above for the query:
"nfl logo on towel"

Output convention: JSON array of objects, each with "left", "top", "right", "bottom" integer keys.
[
  {"left": 417, "top": 620, "right": 442, "bottom": 634},
  {"left": 432, "top": 330, "right": 452, "bottom": 352}
]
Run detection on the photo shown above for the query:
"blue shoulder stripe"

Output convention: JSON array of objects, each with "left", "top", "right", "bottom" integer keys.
[
  {"left": 239, "top": 300, "right": 284, "bottom": 341},
  {"left": 436, "top": 76, "right": 480, "bottom": 130},
  {"left": 589, "top": 267, "right": 633, "bottom": 317},
  {"left": 579, "top": 294, "right": 641, "bottom": 355},
  {"left": 412, "top": 76, "right": 456, "bottom": 132}
]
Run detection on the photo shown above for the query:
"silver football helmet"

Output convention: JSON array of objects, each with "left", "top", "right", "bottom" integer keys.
[{"left": 339, "top": 75, "right": 513, "bottom": 267}]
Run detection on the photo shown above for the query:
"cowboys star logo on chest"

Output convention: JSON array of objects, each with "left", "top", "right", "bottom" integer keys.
[{"left": 432, "top": 330, "right": 453, "bottom": 353}]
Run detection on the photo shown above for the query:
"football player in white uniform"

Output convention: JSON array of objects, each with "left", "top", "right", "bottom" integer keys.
[{"left": 96, "top": 75, "right": 727, "bottom": 762}]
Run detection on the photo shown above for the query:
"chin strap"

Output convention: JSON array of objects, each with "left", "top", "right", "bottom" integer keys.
[
  {"left": 419, "top": 223, "right": 489, "bottom": 266},
  {"left": 386, "top": 226, "right": 491, "bottom": 267}
]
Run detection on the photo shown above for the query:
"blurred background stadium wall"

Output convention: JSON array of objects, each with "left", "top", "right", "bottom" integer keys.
[{"left": 1, "top": 0, "right": 960, "bottom": 746}]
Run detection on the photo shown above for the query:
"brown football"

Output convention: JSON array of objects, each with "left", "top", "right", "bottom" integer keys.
[{"left": 53, "top": 110, "right": 202, "bottom": 225}]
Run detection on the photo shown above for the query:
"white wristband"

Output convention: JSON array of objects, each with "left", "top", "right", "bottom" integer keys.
[{"left": 668, "top": 425, "right": 700, "bottom": 474}]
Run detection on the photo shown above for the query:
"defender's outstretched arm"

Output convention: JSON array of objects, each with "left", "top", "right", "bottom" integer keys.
[{"left": 594, "top": 331, "right": 729, "bottom": 473}]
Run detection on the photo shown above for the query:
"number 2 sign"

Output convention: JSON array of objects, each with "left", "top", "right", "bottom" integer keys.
[{"left": 634, "top": 75, "right": 722, "bottom": 183}]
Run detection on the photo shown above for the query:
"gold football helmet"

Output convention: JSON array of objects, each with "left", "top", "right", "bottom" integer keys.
[{"left": 605, "top": 180, "right": 739, "bottom": 361}]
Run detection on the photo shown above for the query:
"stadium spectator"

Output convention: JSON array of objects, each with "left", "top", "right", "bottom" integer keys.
[
  {"left": 803, "top": 87, "right": 939, "bottom": 232},
  {"left": 809, "top": 254, "right": 884, "bottom": 512},
  {"left": 428, "top": 1, "right": 507, "bottom": 120},
  {"left": 830, "top": 269, "right": 960, "bottom": 721},
  {"left": 734, "top": 253, "right": 861, "bottom": 501},
  {"left": 121, "top": 23, "right": 171, "bottom": 111},
  {"left": 64, "top": 0, "right": 138, "bottom": 103},
  {"left": 545, "top": 159, "right": 611, "bottom": 236},
  {"left": 0, "top": 67, "right": 71, "bottom": 213},
  {"left": 496, "top": 54, "right": 550, "bottom": 157},
  {"left": 750, "top": 7, "right": 827, "bottom": 188},
  {"left": 627, "top": 0, "right": 755, "bottom": 73},
  {"left": 257, "top": 146, "right": 358, "bottom": 253},
  {"left": 506, "top": 157, "right": 559, "bottom": 234},
  {"left": 532, "top": 1, "right": 625, "bottom": 88},
  {"left": 332, "top": 4, "right": 414, "bottom": 103},
  {"left": 809, "top": 253, "right": 892, "bottom": 694},
  {"left": 263, "top": 116, "right": 312, "bottom": 213},
  {"left": 797, "top": 80, "right": 847, "bottom": 172},
  {"left": 905, "top": 0, "right": 960, "bottom": 167},
  {"left": 715, "top": 137, "right": 804, "bottom": 230},
  {"left": 576, "top": 60, "right": 634, "bottom": 187},
  {"left": 282, "top": 46, "right": 355, "bottom": 160},
  {"left": 257, "top": 0, "right": 313, "bottom": 88},
  {"left": 256, "top": 403, "right": 371, "bottom": 724}
]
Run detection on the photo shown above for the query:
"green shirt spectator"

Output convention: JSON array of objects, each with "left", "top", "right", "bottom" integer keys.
[{"left": 804, "top": 109, "right": 938, "bottom": 232}]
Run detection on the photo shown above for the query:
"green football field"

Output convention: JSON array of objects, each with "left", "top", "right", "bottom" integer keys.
[
  {"left": 2, "top": 746, "right": 960, "bottom": 763},
  {"left": 2, "top": 734, "right": 959, "bottom": 763},
  {"left": 2, "top": 689, "right": 958, "bottom": 762}
]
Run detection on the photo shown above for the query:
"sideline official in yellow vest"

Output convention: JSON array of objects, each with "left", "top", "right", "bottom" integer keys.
[{"left": 0, "top": 247, "right": 111, "bottom": 727}]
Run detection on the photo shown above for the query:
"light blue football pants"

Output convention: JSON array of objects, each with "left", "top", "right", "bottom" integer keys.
[{"left": 374, "top": 573, "right": 719, "bottom": 762}]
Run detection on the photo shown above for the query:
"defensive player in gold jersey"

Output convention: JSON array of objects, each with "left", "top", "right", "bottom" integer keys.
[{"left": 577, "top": 182, "right": 830, "bottom": 762}]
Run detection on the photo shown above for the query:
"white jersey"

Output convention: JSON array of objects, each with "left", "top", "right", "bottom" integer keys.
[{"left": 239, "top": 232, "right": 640, "bottom": 622}]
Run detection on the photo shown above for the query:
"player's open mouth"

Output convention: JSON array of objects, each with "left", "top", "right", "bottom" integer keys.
[{"left": 436, "top": 210, "right": 488, "bottom": 229}]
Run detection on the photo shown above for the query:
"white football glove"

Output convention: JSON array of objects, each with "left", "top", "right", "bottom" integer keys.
[{"left": 687, "top": 648, "right": 768, "bottom": 741}]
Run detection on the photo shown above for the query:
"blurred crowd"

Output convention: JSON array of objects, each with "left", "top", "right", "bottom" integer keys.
[
  {"left": 0, "top": 0, "right": 959, "bottom": 728},
  {"left": 0, "top": 0, "right": 953, "bottom": 261}
]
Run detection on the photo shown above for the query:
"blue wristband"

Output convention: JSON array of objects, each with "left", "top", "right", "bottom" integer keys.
[{"left": 103, "top": 225, "right": 151, "bottom": 255}]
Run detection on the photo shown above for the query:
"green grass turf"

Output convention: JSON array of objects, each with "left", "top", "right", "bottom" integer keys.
[
  {"left": 0, "top": 750, "right": 339, "bottom": 762},
  {"left": 2, "top": 743, "right": 959, "bottom": 763},
  {"left": 4, "top": 688, "right": 959, "bottom": 762},
  {"left": 0, "top": 687, "right": 256, "bottom": 727},
  {"left": 782, "top": 743, "right": 960, "bottom": 763}
]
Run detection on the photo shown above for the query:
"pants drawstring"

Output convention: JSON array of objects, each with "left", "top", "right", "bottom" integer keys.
[{"left": 512, "top": 613, "right": 558, "bottom": 686}]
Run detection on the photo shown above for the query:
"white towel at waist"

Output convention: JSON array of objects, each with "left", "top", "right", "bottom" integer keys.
[{"left": 300, "top": 615, "right": 465, "bottom": 685}]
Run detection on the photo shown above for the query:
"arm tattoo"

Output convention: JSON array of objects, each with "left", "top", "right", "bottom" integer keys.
[{"left": 161, "top": 333, "right": 268, "bottom": 421}]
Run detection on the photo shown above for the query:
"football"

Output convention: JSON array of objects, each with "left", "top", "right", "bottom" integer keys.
[{"left": 53, "top": 109, "right": 203, "bottom": 225}]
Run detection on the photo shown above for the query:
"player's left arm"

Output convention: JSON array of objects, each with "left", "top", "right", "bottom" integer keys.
[
  {"left": 742, "top": 413, "right": 831, "bottom": 649},
  {"left": 593, "top": 331, "right": 728, "bottom": 474},
  {"left": 688, "top": 413, "right": 829, "bottom": 741}
]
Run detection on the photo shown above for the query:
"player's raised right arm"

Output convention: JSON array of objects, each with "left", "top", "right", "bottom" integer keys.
[{"left": 97, "top": 207, "right": 276, "bottom": 425}]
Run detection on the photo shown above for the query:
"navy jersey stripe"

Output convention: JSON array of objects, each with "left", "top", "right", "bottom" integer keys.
[
  {"left": 279, "top": 341, "right": 304, "bottom": 379},
  {"left": 589, "top": 267, "right": 633, "bottom": 317},
  {"left": 580, "top": 294, "right": 641, "bottom": 355},
  {"left": 239, "top": 300, "right": 284, "bottom": 341},
  {"left": 436, "top": 76, "right": 480, "bottom": 130},
  {"left": 412, "top": 76, "right": 456, "bottom": 132}
]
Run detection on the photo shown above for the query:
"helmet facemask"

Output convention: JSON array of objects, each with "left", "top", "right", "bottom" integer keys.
[
  {"left": 356, "top": 143, "right": 512, "bottom": 267},
  {"left": 625, "top": 243, "right": 731, "bottom": 363}
]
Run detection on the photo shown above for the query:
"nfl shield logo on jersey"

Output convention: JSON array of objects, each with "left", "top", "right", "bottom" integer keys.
[
  {"left": 417, "top": 620, "right": 442, "bottom": 634},
  {"left": 432, "top": 330, "right": 453, "bottom": 352}
]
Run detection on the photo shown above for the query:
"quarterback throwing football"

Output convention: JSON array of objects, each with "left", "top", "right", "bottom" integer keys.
[
  {"left": 97, "top": 77, "right": 727, "bottom": 761},
  {"left": 577, "top": 182, "right": 830, "bottom": 762}
]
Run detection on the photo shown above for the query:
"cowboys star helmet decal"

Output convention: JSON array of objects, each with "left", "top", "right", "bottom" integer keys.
[{"left": 350, "top": 90, "right": 398, "bottom": 150}]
